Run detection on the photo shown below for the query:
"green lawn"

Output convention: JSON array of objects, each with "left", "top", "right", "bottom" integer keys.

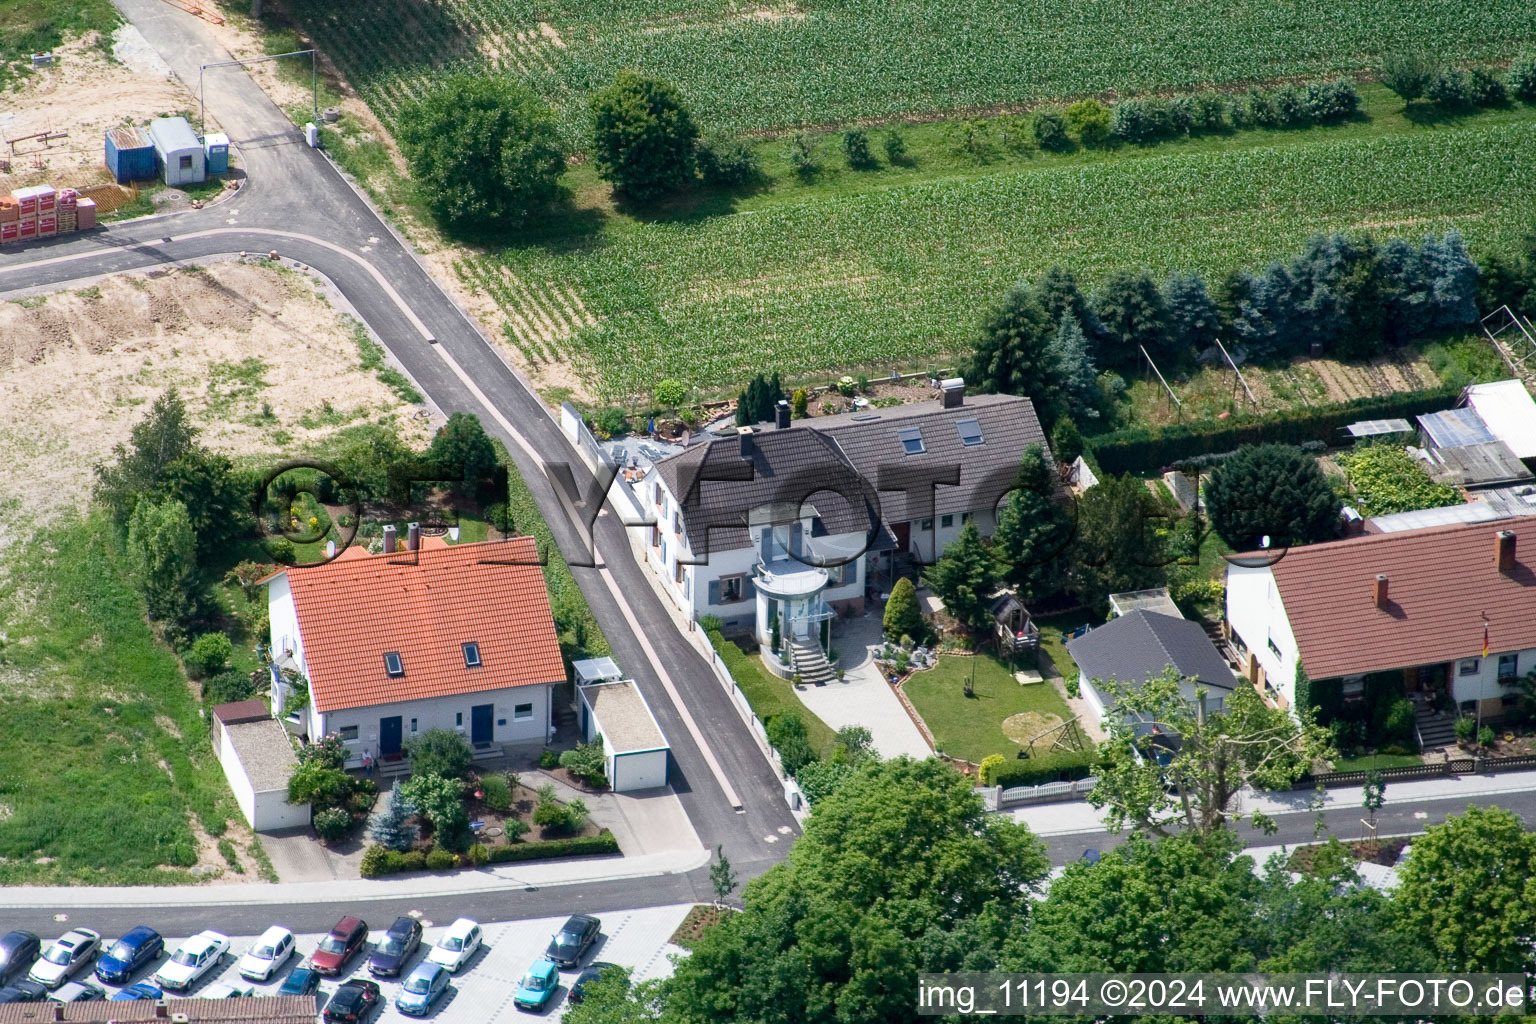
[
  {"left": 703, "top": 632, "right": 837, "bottom": 756},
  {"left": 0, "top": 514, "right": 239, "bottom": 884},
  {"left": 903, "top": 653, "right": 1073, "bottom": 764},
  {"left": 1333, "top": 753, "right": 1426, "bottom": 771},
  {"left": 282, "top": 0, "right": 1536, "bottom": 137},
  {"left": 466, "top": 98, "right": 1536, "bottom": 399}
]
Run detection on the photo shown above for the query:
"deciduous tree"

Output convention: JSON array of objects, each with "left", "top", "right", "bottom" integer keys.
[
  {"left": 126, "top": 497, "right": 198, "bottom": 625},
  {"left": 590, "top": 72, "right": 700, "bottom": 201},
  {"left": 428, "top": 412, "right": 497, "bottom": 498}
]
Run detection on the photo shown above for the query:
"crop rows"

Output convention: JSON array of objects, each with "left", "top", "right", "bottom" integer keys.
[
  {"left": 285, "top": 0, "right": 1536, "bottom": 135},
  {"left": 457, "top": 119, "right": 1536, "bottom": 399}
]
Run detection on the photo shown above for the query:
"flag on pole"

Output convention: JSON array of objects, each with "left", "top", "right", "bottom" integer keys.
[{"left": 1483, "top": 621, "right": 1490, "bottom": 657}]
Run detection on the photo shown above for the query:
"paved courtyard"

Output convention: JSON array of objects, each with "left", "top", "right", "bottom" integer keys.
[
  {"left": 76, "top": 905, "right": 695, "bottom": 1020},
  {"left": 797, "top": 610, "right": 932, "bottom": 760}
]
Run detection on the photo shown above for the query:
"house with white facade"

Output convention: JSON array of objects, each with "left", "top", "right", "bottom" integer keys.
[
  {"left": 1226, "top": 520, "right": 1536, "bottom": 727},
  {"left": 639, "top": 385, "right": 1049, "bottom": 676},
  {"left": 266, "top": 529, "right": 567, "bottom": 767}
]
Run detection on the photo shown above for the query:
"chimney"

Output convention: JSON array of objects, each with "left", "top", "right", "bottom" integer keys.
[
  {"left": 940, "top": 376, "right": 965, "bottom": 408},
  {"left": 775, "top": 399, "right": 791, "bottom": 430},
  {"left": 156, "top": 1001, "right": 171, "bottom": 1018},
  {"left": 1497, "top": 529, "right": 1517, "bottom": 573},
  {"left": 382, "top": 525, "right": 397, "bottom": 553},
  {"left": 738, "top": 425, "right": 754, "bottom": 458},
  {"left": 1373, "top": 573, "right": 1389, "bottom": 608},
  {"left": 407, "top": 522, "right": 421, "bottom": 551}
]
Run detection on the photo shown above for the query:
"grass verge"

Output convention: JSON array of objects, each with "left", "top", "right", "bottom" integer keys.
[{"left": 702, "top": 630, "right": 836, "bottom": 756}]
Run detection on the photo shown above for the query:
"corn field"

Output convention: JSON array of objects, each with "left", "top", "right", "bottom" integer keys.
[
  {"left": 452, "top": 119, "right": 1536, "bottom": 399},
  {"left": 284, "top": 0, "right": 1536, "bottom": 137}
]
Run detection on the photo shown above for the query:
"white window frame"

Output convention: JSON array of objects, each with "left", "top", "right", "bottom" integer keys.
[
  {"left": 462, "top": 642, "right": 482, "bottom": 668},
  {"left": 338, "top": 725, "right": 359, "bottom": 743},
  {"left": 1459, "top": 658, "right": 1481, "bottom": 677},
  {"left": 513, "top": 703, "right": 534, "bottom": 721}
]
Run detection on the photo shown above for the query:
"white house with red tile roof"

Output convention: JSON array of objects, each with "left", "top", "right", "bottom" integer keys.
[
  {"left": 265, "top": 533, "right": 566, "bottom": 765},
  {"left": 1225, "top": 520, "right": 1536, "bottom": 722}
]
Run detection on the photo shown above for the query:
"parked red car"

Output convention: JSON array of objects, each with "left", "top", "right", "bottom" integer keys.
[{"left": 310, "top": 917, "right": 368, "bottom": 977}]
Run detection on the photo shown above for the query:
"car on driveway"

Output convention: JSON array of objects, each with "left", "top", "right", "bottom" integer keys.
[
  {"left": 95, "top": 927, "right": 163, "bottom": 985},
  {"left": 396, "top": 962, "right": 449, "bottom": 1017},
  {"left": 238, "top": 926, "right": 296, "bottom": 981},
  {"left": 50, "top": 980, "right": 106, "bottom": 1003},
  {"left": 29, "top": 929, "right": 101, "bottom": 989},
  {"left": 426, "top": 919, "right": 481, "bottom": 974},
  {"left": 568, "top": 962, "right": 623, "bottom": 1005},
  {"left": 323, "top": 979, "right": 382, "bottom": 1023},
  {"left": 312, "top": 917, "right": 369, "bottom": 976},
  {"left": 545, "top": 915, "right": 600, "bottom": 969},
  {"left": 368, "top": 917, "right": 422, "bottom": 978},
  {"left": 513, "top": 959, "right": 559, "bottom": 1013},
  {"left": 0, "top": 981, "right": 48, "bottom": 1003},
  {"left": 279, "top": 966, "right": 322, "bottom": 997},
  {"left": 109, "top": 982, "right": 164, "bottom": 1002},
  {"left": 0, "top": 932, "right": 40, "bottom": 988},
  {"left": 154, "top": 930, "right": 229, "bottom": 992}
]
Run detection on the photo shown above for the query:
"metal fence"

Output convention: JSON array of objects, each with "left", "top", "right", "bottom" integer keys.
[{"left": 1300, "top": 753, "right": 1536, "bottom": 789}]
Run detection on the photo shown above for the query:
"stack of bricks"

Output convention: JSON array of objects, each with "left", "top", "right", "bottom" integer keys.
[
  {"left": 57, "top": 187, "right": 77, "bottom": 233},
  {"left": 0, "top": 196, "right": 16, "bottom": 245},
  {"left": 0, "top": 184, "right": 95, "bottom": 243}
]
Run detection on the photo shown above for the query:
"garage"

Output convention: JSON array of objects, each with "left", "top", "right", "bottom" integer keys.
[
  {"left": 212, "top": 700, "right": 310, "bottom": 832},
  {"left": 575, "top": 672, "right": 670, "bottom": 793}
]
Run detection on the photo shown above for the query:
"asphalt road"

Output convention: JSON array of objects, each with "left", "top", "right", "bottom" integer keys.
[{"left": 0, "top": 0, "right": 799, "bottom": 893}]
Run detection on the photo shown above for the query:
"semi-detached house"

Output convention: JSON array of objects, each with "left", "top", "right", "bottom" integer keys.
[
  {"left": 266, "top": 530, "right": 566, "bottom": 767},
  {"left": 640, "top": 384, "right": 1048, "bottom": 672}
]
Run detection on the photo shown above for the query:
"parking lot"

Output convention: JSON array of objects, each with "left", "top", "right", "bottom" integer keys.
[{"left": 54, "top": 904, "right": 695, "bottom": 1020}]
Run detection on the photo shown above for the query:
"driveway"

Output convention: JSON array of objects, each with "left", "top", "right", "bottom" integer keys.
[{"left": 796, "top": 611, "right": 932, "bottom": 760}]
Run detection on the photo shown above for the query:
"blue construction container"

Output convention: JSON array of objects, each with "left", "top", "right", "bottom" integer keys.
[
  {"left": 103, "top": 126, "right": 155, "bottom": 184},
  {"left": 203, "top": 132, "right": 230, "bottom": 175}
]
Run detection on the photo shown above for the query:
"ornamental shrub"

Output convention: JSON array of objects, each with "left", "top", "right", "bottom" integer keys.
[
  {"left": 394, "top": 849, "right": 427, "bottom": 872},
  {"left": 313, "top": 807, "right": 352, "bottom": 842},
  {"left": 407, "top": 729, "right": 474, "bottom": 781},
  {"left": 479, "top": 773, "right": 512, "bottom": 812},
  {"left": 1455, "top": 716, "right": 1477, "bottom": 743},
  {"left": 485, "top": 831, "right": 619, "bottom": 863},
  {"left": 1384, "top": 699, "right": 1418, "bottom": 747},
  {"left": 559, "top": 740, "right": 608, "bottom": 785},
  {"left": 360, "top": 844, "right": 390, "bottom": 877},
  {"left": 882, "top": 577, "right": 923, "bottom": 643},
  {"left": 465, "top": 843, "right": 490, "bottom": 867},
  {"left": 425, "top": 848, "right": 459, "bottom": 870},
  {"left": 978, "top": 754, "right": 1007, "bottom": 786},
  {"left": 766, "top": 713, "right": 818, "bottom": 776},
  {"left": 184, "top": 632, "right": 232, "bottom": 679}
]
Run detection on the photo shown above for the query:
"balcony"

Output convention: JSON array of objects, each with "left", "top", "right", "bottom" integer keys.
[{"left": 754, "top": 559, "right": 829, "bottom": 598}]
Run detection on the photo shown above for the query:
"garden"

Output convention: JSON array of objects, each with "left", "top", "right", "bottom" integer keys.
[{"left": 283, "top": 730, "right": 622, "bottom": 877}]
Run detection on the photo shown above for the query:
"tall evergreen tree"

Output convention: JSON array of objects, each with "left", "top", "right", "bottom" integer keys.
[
  {"left": 735, "top": 372, "right": 785, "bottom": 426},
  {"left": 1204, "top": 444, "right": 1340, "bottom": 548},
  {"left": 1046, "top": 317, "right": 1098, "bottom": 421},
  {"left": 1071, "top": 472, "right": 1166, "bottom": 606},
  {"left": 992, "top": 444, "right": 1072, "bottom": 601},
  {"left": 1232, "top": 262, "right": 1303, "bottom": 359},
  {"left": 1421, "top": 230, "right": 1481, "bottom": 329},
  {"left": 1289, "top": 233, "right": 1387, "bottom": 359},
  {"left": 428, "top": 412, "right": 497, "bottom": 497},
  {"left": 1035, "top": 265, "right": 1104, "bottom": 353},
  {"left": 923, "top": 520, "right": 1001, "bottom": 630},
  {"left": 1093, "top": 270, "right": 1171, "bottom": 369},
  {"left": 94, "top": 388, "right": 198, "bottom": 528},
  {"left": 965, "top": 284, "right": 1060, "bottom": 416},
  {"left": 1162, "top": 272, "right": 1224, "bottom": 354}
]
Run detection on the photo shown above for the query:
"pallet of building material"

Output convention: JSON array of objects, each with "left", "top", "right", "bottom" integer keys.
[
  {"left": 75, "top": 196, "right": 96, "bottom": 229},
  {"left": 73, "top": 182, "right": 134, "bottom": 213}
]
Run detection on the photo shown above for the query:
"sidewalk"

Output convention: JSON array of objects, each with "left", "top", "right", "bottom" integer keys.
[
  {"left": 1008, "top": 768, "right": 1536, "bottom": 837},
  {"left": 0, "top": 847, "right": 712, "bottom": 909},
  {"left": 797, "top": 611, "right": 931, "bottom": 760}
]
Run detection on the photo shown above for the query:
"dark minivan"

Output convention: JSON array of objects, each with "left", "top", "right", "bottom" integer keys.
[
  {"left": 0, "top": 933, "right": 40, "bottom": 988},
  {"left": 367, "top": 917, "right": 422, "bottom": 978},
  {"left": 94, "top": 928, "right": 163, "bottom": 986}
]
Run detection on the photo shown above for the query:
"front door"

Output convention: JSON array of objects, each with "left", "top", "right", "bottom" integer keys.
[
  {"left": 471, "top": 704, "right": 494, "bottom": 744},
  {"left": 380, "top": 716, "right": 403, "bottom": 756}
]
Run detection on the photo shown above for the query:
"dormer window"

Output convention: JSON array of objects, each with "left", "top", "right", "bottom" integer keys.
[
  {"left": 384, "top": 651, "right": 404, "bottom": 677},
  {"left": 462, "top": 642, "right": 482, "bottom": 668}
]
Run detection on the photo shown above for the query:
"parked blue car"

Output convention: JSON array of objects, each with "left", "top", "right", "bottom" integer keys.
[
  {"left": 94, "top": 928, "right": 163, "bottom": 985},
  {"left": 110, "top": 982, "right": 164, "bottom": 1002},
  {"left": 513, "top": 960, "right": 560, "bottom": 1012},
  {"left": 278, "top": 967, "right": 322, "bottom": 998},
  {"left": 396, "top": 962, "right": 449, "bottom": 1017}
]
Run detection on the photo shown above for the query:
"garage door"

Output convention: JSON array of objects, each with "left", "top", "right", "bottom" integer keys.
[{"left": 612, "top": 750, "right": 667, "bottom": 791}]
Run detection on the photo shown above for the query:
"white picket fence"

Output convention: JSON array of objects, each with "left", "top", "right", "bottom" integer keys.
[{"left": 996, "top": 776, "right": 1098, "bottom": 808}]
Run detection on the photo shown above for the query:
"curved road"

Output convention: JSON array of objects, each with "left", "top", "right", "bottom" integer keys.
[{"left": 0, "top": 0, "right": 797, "bottom": 924}]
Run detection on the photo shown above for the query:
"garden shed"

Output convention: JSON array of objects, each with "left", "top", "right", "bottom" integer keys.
[
  {"left": 577, "top": 678, "right": 670, "bottom": 792},
  {"left": 212, "top": 700, "right": 309, "bottom": 832},
  {"left": 147, "top": 116, "right": 206, "bottom": 186}
]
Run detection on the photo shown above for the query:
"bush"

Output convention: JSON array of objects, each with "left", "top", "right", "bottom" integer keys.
[
  {"left": 313, "top": 807, "right": 353, "bottom": 842},
  {"left": 1237, "top": 87, "right": 1279, "bottom": 128},
  {"left": 593, "top": 406, "right": 629, "bottom": 439},
  {"left": 1303, "top": 80, "right": 1361, "bottom": 123},
  {"left": 465, "top": 843, "right": 489, "bottom": 866},
  {"left": 485, "top": 830, "right": 620, "bottom": 863},
  {"left": 766, "top": 713, "right": 818, "bottom": 775},
  {"left": 882, "top": 577, "right": 923, "bottom": 643},
  {"left": 1384, "top": 699, "right": 1418, "bottom": 747},
  {"left": 360, "top": 844, "right": 391, "bottom": 877},
  {"left": 842, "top": 129, "right": 876, "bottom": 169},
  {"left": 1478, "top": 725, "right": 1496, "bottom": 748},
  {"left": 1192, "top": 93, "right": 1229, "bottom": 132},
  {"left": 263, "top": 536, "right": 295, "bottom": 563},
  {"left": 559, "top": 740, "right": 608, "bottom": 785},
  {"left": 1469, "top": 68, "right": 1508, "bottom": 107},
  {"left": 1425, "top": 68, "right": 1475, "bottom": 108},
  {"left": 534, "top": 800, "right": 571, "bottom": 830},
  {"left": 288, "top": 763, "right": 356, "bottom": 809},
  {"left": 1065, "top": 99, "right": 1111, "bottom": 146},
  {"left": 1510, "top": 52, "right": 1536, "bottom": 102},
  {"left": 1032, "top": 110, "right": 1069, "bottom": 151},
  {"left": 883, "top": 129, "right": 909, "bottom": 165},
  {"left": 479, "top": 773, "right": 512, "bottom": 811},
  {"left": 988, "top": 750, "right": 1096, "bottom": 788},
  {"left": 397, "top": 73, "right": 565, "bottom": 228},
  {"left": 299, "top": 734, "right": 347, "bottom": 770},
  {"left": 394, "top": 849, "right": 427, "bottom": 872},
  {"left": 977, "top": 754, "right": 1007, "bottom": 786},
  {"left": 1272, "top": 85, "right": 1308, "bottom": 125},
  {"left": 1455, "top": 716, "right": 1477, "bottom": 743},
  {"left": 482, "top": 501, "right": 514, "bottom": 534},
  {"left": 697, "top": 137, "right": 762, "bottom": 188},
  {"left": 1110, "top": 97, "right": 1165, "bottom": 144},
  {"left": 203, "top": 669, "right": 258, "bottom": 705},
  {"left": 589, "top": 71, "right": 699, "bottom": 201},
  {"left": 183, "top": 632, "right": 232, "bottom": 679},
  {"left": 425, "top": 848, "right": 459, "bottom": 870},
  {"left": 539, "top": 748, "right": 560, "bottom": 769},
  {"left": 408, "top": 729, "right": 475, "bottom": 780},
  {"left": 1164, "top": 95, "right": 1197, "bottom": 136}
]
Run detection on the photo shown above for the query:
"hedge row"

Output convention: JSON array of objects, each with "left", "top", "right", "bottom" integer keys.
[
  {"left": 360, "top": 830, "right": 618, "bottom": 877},
  {"left": 989, "top": 751, "right": 1097, "bottom": 789},
  {"left": 1087, "top": 385, "right": 1458, "bottom": 474}
]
